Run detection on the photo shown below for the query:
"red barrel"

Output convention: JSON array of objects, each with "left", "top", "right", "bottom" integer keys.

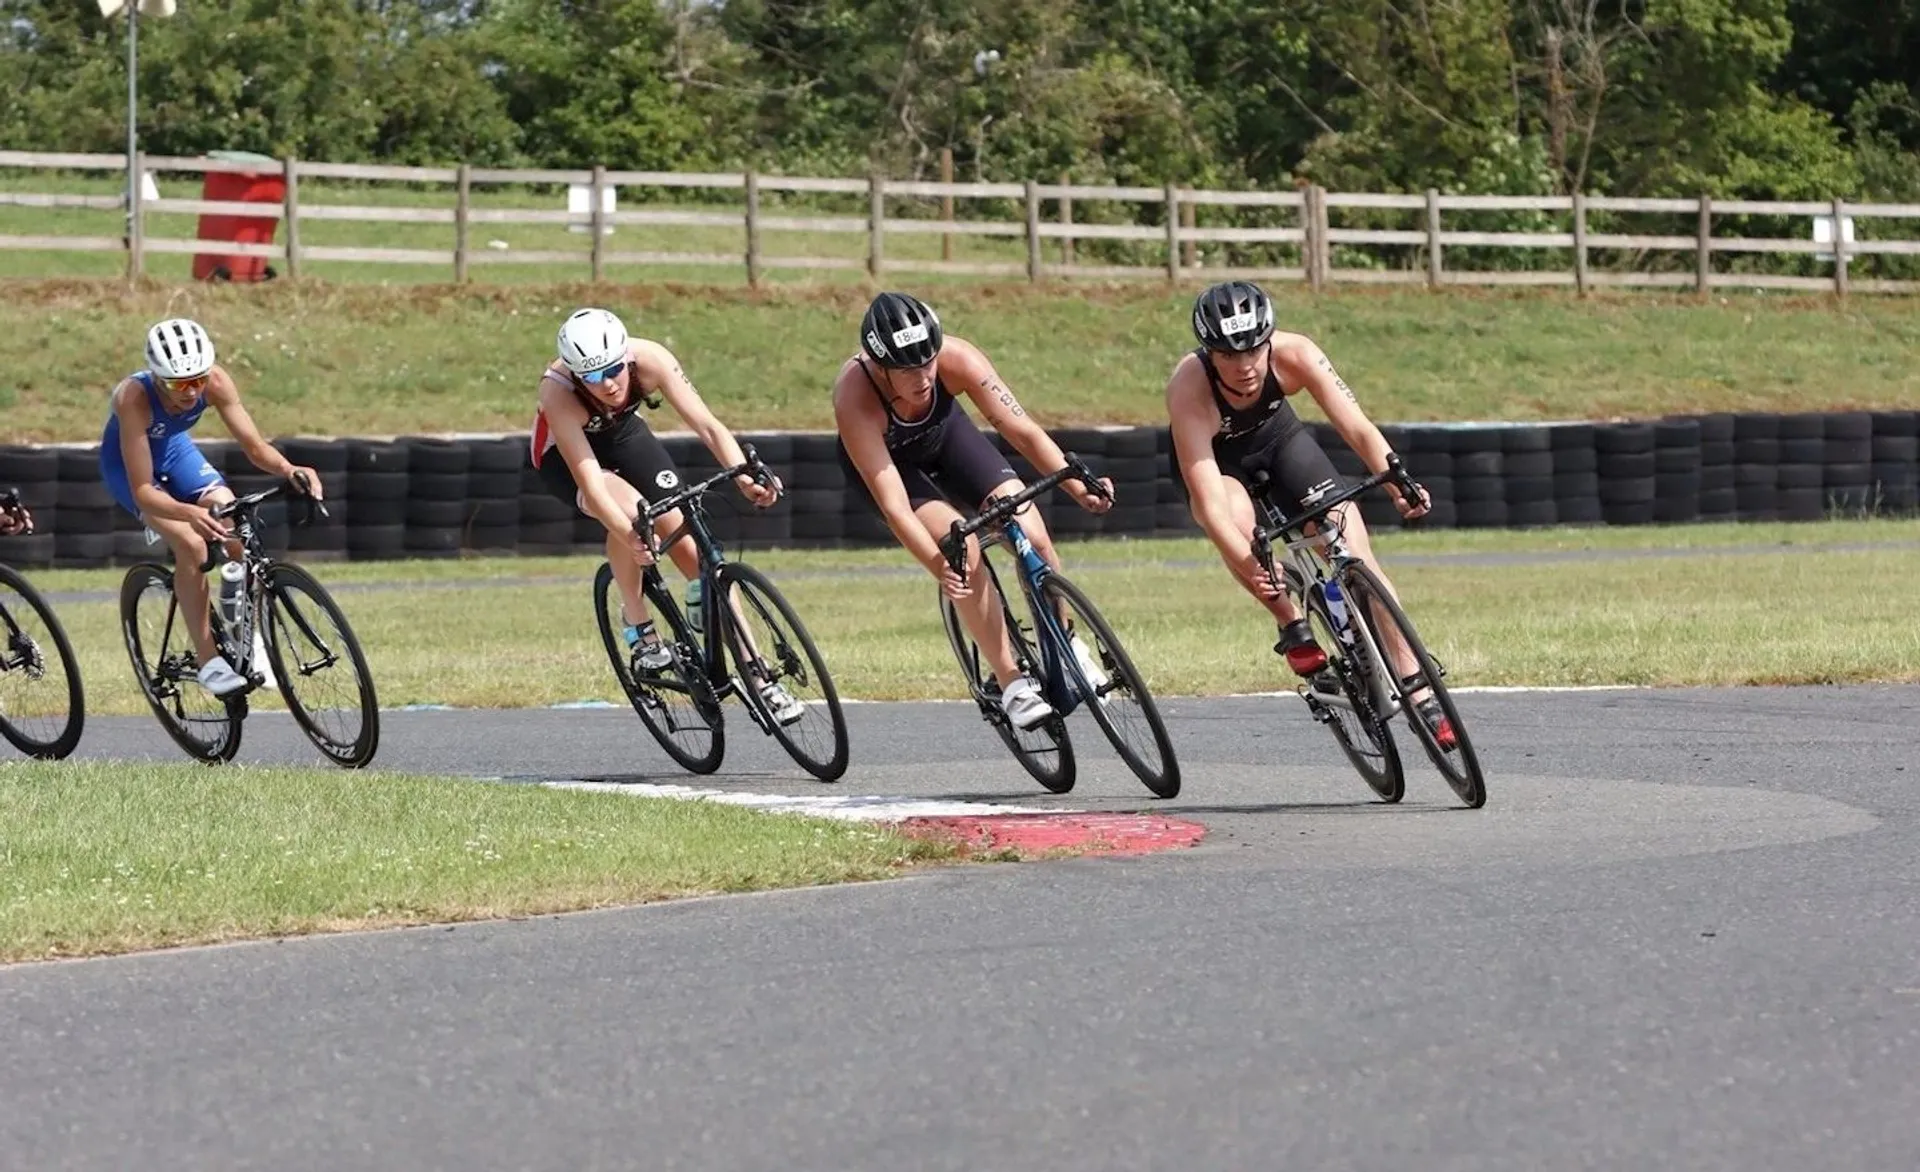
[{"left": 193, "top": 156, "right": 284, "bottom": 282}]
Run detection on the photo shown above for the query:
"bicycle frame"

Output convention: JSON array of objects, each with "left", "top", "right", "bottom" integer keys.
[{"left": 941, "top": 455, "right": 1109, "bottom": 716}]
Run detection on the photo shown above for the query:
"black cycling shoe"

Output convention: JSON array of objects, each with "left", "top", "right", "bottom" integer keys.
[{"left": 1275, "top": 619, "right": 1328, "bottom": 676}]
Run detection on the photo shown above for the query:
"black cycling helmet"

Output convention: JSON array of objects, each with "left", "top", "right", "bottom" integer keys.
[
  {"left": 860, "top": 292, "right": 944, "bottom": 369},
  {"left": 1191, "top": 280, "right": 1276, "bottom": 353}
]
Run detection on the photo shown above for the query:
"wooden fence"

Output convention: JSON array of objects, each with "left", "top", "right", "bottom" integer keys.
[{"left": 4, "top": 149, "right": 1919, "bottom": 294}]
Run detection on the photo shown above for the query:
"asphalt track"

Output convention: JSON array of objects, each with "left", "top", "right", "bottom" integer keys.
[{"left": 5, "top": 686, "right": 1919, "bottom": 1171}]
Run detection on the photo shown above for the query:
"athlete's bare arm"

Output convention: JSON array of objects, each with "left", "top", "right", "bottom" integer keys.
[
  {"left": 1166, "top": 355, "right": 1262, "bottom": 572},
  {"left": 832, "top": 361, "right": 951, "bottom": 574},
  {"left": 537, "top": 372, "right": 639, "bottom": 536},
  {"left": 946, "top": 337, "right": 1111, "bottom": 511},
  {"left": 1269, "top": 335, "right": 1425, "bottom": 516},
  {"left": 634, "top": 339, "right": 778, "bottom": 505},
  {"left": 204, "top": 367, "right": 321, "bottom": 497}
]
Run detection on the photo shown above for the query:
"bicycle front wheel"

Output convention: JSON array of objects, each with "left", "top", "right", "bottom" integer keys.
[
  {"left": 716, "top": 564, "right": 849, "bottom": 782},
  {"left": 1300, "top": 577, "right": 1404, "bottom": 803},
  {"left": 939, "top": 549, "right": 1075, "bottom": 794},
  {"left": 264, "top": 563, "right": 380, "bottom": 768},
  {"left": 1038, "top": 574, "right": 1180, "bottom": 799},
  {"left": 1343, "top": 562, "right": 1485, "bottom": 808},
  {"left": 120, "top": 563, "right": 242, "bottom": 764},
  {"left": 594, "top": 562, "right": 725, "bottom": 775},
  {"left": 0, "top": 563, "right": 85, "bottom": 759}
]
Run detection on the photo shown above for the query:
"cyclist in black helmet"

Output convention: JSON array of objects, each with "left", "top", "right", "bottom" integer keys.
[
  {"left": 1167, "top": 280, "right": 1453, "bottom": 746},
  {"left": 835, "top": 291, "right": 1113, "bottom": 732}
]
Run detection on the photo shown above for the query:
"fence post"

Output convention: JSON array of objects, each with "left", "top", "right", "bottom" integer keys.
[
  {"left": 1571, "top": 191, "right": 1587, "bottom": 296},
  {"left": 589, "top": 163, "right": 607, "bottom": 282},
  {"left": 126, "top": 150, "right": 145, "bottom": 282},
  {"left": 1180, "top": 186, "right": 1196, "bottom": 268},
  {"left": 1424, "top": 188, "right": 1441, "bottom": 288},
  {"left": 1315, "top": 186, "right": 1333, "bottom": 286},
  {"left": 454, "top": 163, "right": 471, "bottom": 283},
  {"left": 940, "top": 148, "right": 954, "bottom": 262},
  {"left": 1696, "top": 194, "right": 1712, "bottom": 296},
  {"left": 868, "top": 173, "right": 885, "bottom": 279},
  {"left": 1305, "top": 185, "right": 1325, "bottom": 291},
  {"left": 1025, "top": 179, "right": 1042, "bottom": 283},
  {"left": 744, "top": 170, "right": 762, "bottom": 289},
  {"left": 1164, "top": 182, "right": 1180, "bottom": 281},
  {"left": 1059, "top": 171, "right": 1073, "bottom": 266},
  {"left": 1832, "top": 196, "right": 1849, "bottom": 299},
  {"left": 281, "top": 157, "right": 302, "bottom": 280}
]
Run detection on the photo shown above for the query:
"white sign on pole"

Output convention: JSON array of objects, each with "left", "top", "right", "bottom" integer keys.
[
  {"left": 567, "top": 183, "right": 616, "bottom": 235},
  {"left": 1812, "top": 213, "right": 1855, "bottom": 265}
]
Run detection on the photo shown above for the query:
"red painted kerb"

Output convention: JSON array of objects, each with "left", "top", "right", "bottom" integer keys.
[{"left": 898, "top": 812, "right": 1207, "bottom": 857}]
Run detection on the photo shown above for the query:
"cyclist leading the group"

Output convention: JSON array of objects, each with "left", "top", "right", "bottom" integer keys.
[
  {"left": 530, "top": 307, "right": 804, "bottom": 724},
  {"left": 100, "top": 318, "right": 323, "bottom": 697},
  {"left": 1165, "top": 280, "right": 1453, "bottom": 745},
  {"left": 834, "top": 292, "right": 1112, "bottom": 731}
]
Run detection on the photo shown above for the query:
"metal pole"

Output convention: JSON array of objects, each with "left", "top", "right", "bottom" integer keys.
[{"left": 125, "top": 5, "right": 138, "bottom": 248}]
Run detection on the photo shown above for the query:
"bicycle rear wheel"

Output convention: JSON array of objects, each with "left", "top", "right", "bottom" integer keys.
[
  {"left": 0, "top": 564, "right": 85, "bottom": 760},
  {"left": 264, "top": 563, "right": 380, "bottom": 768},
  {"left": 120, "top": 563, "right": 242, "bottom": 764},
  {"left": 594, "top": 561, "right": 725, "bottom": 774},
  {"left": 1342, "top": 562, "right": 1485, "bottom": 808},
  {"left": 1299, "top": 575, "right": 1404, "bottom": 803},
  {"left": 717, "top": 563, "right": 849, "bottom": 782},
  {"left": 1039, "top": 573, "right": 1179, "bottom": 799},
  {"left": 940, "top": 549, "right": 1075, "bottom": 794}
]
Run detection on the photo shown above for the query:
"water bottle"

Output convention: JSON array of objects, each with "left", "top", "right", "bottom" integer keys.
[
  {"left": 217, "top": 560, "right": 247, "bottom": 636},
  {"left": 684, "top": 579, "right": 703, "bottom": 637},
  {"left": 1323, "top": 579, "right": 1353, "bottom": 644}
]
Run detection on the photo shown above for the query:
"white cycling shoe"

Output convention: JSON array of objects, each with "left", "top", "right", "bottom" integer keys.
[
  {"left": 999, "top": 675, "right": 1055, "bottom": 731},
  {"left": 196, "top": 656, "right": 249, "bottom": 698},
  {"left": 1068, "top": 632, "right": 1109, "bottom": 693},
  {"left": 758, "top": 681, "right": 807, "bottom": 726}
]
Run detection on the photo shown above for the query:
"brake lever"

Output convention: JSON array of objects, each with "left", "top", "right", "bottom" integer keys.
[{"left": 941, "top": 521, "right": 969, "bottom": 588}]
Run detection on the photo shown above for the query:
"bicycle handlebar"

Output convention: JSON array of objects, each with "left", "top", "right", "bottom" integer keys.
[
  {"left": 631, "top": 444, "right": 779, "bottom": 533},
  {"left": 937, "top": 451, "right": 1109, "bottom": 584},
  {"left": 0, "top": 486, "right": 31, "bottom": 536},
  {"left": 1250, "top": 452, "right": 1424, "bottom": 569},
  {"left": 210, "top": 472, "right": 330, "bottom": 524}
]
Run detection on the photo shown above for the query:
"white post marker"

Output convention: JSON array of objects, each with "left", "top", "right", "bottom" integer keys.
[
  {"left": 1812, "top": 210, "right": 1855, "bottom": 265},
  {"left": 567, "top": 182, "right": 616, "bottom": 235}
]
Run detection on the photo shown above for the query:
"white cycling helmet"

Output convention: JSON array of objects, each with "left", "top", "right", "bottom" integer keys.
[
  {"left": 145, "top": 318, "right": 216, "bottom": 380},
  {"left": 557, "top": 308, "right": 630, "bottom": 375}
]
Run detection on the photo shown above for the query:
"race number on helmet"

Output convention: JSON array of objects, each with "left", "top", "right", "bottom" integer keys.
[
  {"left": 145, "top": 318, "right": 216, "bottom": 380},
  {"left": 557, "top": 308, "right": 630, "bottom": 374},
  {"left": 859, "top": 292, "right": 943, "bottom": 369}
]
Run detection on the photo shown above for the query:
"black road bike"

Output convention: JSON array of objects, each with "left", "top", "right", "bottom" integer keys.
[
  {"left": 937, "top": 456, "right": 1180, "bottom": 799},
  {"left": 120, "top": 480, "right": 379, "bottom": 767},
  {"left": 0, "top": 489, "right": 84, "bottom": 760},
  {"left": 1250, "top": 454, "right": 1485, "bottom": 808},
  {"left": 592, "top": 452, "right": 849, "bottom": 781}
]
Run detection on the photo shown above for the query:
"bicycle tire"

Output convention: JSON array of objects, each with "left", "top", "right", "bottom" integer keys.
[
  {"left": 0, "top": 563, "right": 85, "bottom": 759},
  {"left": 1038, "top": 573, "right": 1179, "bottom": 798},
  {"left": 1342, "top": 562, "right": 1486, "bottom": 808},
  {"left": 716, "top": 563, "right": 850, "bottom": 782},
  {"left": 593, "top": 561, "right": 725, "bottom": 774},
  {"left": 939, "top": 549, "right": 1075, "bottom": 794},
  {"left": 1299, "top": 578, "right": 1404, "bottom": 803},
  {"left": 263, "top": 563, "right": 381, "bottom": 768},
  {"left": 119, "top": 562, "right": 242, "bottom": 764}
]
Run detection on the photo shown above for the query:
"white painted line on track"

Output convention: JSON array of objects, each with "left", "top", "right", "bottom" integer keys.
[{"left": 541, "top": 779, "right": 1073, "bottom": 822}]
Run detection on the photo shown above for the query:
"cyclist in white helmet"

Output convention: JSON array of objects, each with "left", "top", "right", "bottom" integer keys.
[
  {"left": 99, "top": 318, "right": 325, "bottom": 696},
  {"left": 531, "top": 307, "right": 803, "bottom": 724}
]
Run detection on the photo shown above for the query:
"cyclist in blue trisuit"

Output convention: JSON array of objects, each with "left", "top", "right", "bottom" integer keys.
[
  {"left": 100, "top": 318, "right": 324, "bottom": 697},
  {"left": 1165, "top": 281, "right": 1452, "bottom": 746},
  {"left": 834, "top": 292, "right": 1113, "bottom": 732}
]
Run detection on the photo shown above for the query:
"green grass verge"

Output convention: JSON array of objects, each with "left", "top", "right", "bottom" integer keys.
[
  {"left": 16, "top": 520, "right": 1920, "bottom": 716},
  {"left": 0, "top": 760, "right": 954, "bottom": 962},
  {"left": 4, "top": 279, "right": 1917, "bottom": 442}
]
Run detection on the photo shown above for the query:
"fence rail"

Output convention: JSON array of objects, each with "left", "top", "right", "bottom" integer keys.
[{"left": 2, "top": 148, "right": 1916, "bottom": 294}]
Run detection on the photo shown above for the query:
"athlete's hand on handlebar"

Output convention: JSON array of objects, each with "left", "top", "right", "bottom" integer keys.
[
  {"left": 183, "top": 502, "right": 231, "bottom": 544},
  {"left": 0, "top": 490, "right": 31, "bottom": 536},
  {"left": 626, "top": 518, "right": 659, "bottom": 566},
  {"left": 287, "top": 466, "right": 325, "bottom": 501},
  {"left": 934, "top": 524, "right": 976, "bottom": 600},
  {"left": 733, "top": 445, "right": 783, "bottom": 509},
  {"left": 1381, "top": 454, "right": 1430, "bottom": 520},
  {"left": 1068, "top": 475, "right": 1115, "bottom": 515}
]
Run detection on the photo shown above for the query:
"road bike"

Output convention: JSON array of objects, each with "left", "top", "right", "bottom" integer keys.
[
  {"left": 120, "top": 479, "right": 379, "bottom": 766},
  {"left": 0, "top": 488, "right": 85, "bottom": 760},
  {"left": 1250, "top": 454, "right": 1485, "bottom": 808},
  {"left": 592, "top": 451, "right": 849, "bottom": 781},
  {"left": 937, "top": 456, "right": 1179, "bottom": 798}
]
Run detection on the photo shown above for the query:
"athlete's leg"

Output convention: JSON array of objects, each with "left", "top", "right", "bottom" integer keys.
[
  {"left": 914, "top": 496, "right": 1024, "bottom": 688},
  {"left": 1198, "top": 474, "right": 1305, "bottom": 626}
]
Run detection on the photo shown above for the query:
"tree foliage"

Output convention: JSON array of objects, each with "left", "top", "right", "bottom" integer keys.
[{"left": 1, "top": 0, "right": 1912, "bottom": 199}]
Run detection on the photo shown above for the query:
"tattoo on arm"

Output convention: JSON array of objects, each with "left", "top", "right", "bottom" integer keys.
[
  {"left": 984, "top": 377, "right": 1026, "bottom": 418},
  {"left": 1332, "top": 374, "right": 1357, "bottom": 404}
]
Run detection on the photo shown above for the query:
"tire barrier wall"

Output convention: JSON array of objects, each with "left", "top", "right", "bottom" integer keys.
[{"left": 2, "top": 410, "right": 1914, "bottom": 568}]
